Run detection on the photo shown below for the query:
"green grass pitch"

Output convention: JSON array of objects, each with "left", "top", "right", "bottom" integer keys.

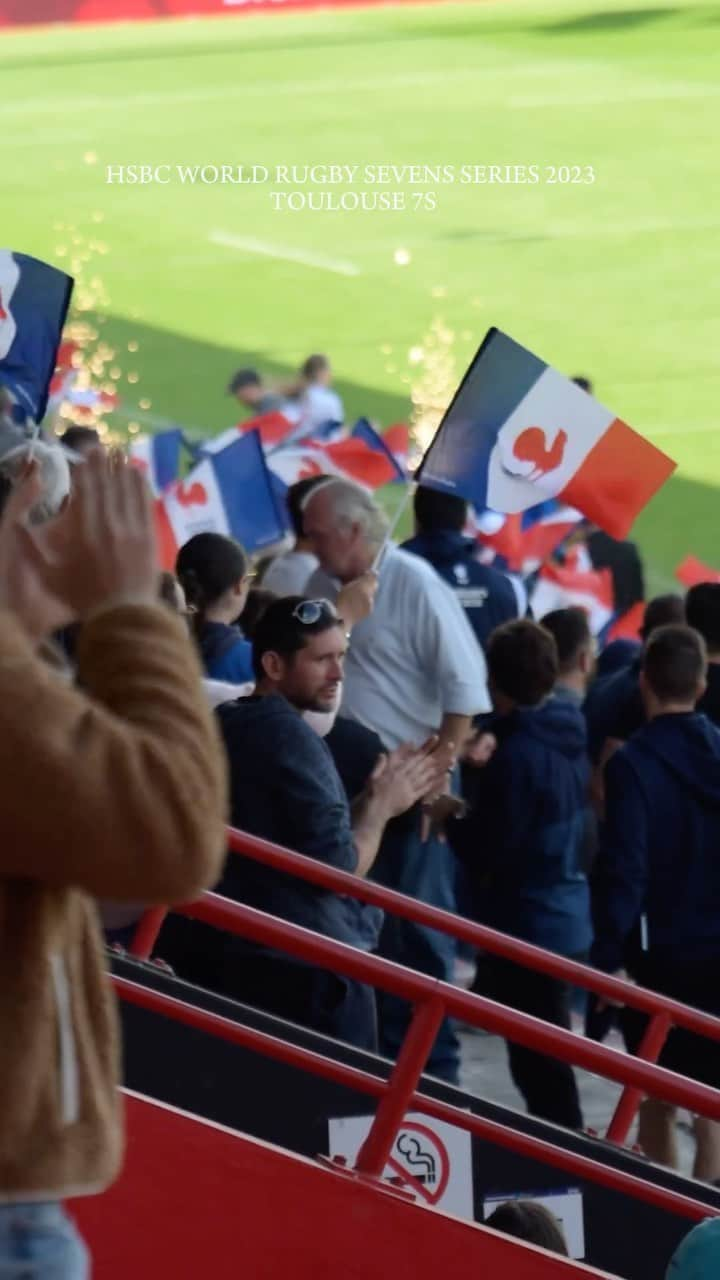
[{"left": 2, "top": 0, "right": 719, "bottom": 587}]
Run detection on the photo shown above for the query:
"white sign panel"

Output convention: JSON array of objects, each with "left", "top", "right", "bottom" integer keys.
[
  {"left": 328, "top": 1113, "right": 473, "bottom": 1220},
  {"left": 483, "top": 1187, "right": 585, "bottom": 1260}
]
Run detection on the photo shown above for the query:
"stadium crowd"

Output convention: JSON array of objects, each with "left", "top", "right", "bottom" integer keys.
[{"left": 0, "top": 385, "right": 719, "bottom": 1276}]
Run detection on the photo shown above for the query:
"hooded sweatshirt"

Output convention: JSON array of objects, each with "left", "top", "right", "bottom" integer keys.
[
  {"left": 592, "top": 712, "right": 720, "bottom": 974},
  {"left": 451, "top": 694, "right": 592, "bottom": 956},
  {"left": 402, "top": 529, "right": 519, "bottom": 651},
  {"left": 196, "top": 620, "right": 254, "bottom": 685}
]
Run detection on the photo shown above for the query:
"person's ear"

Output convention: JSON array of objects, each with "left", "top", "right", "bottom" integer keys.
[{"left": 260, "top": 650, "right": 284, "bottom": 682}]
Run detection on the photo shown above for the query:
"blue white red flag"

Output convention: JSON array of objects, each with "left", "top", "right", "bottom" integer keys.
[
  {"left": 128, "top": 429, "right": 183, "bottom": 496},
  {"left": 530, "top": 548, "right": 615, "bottom": 637},
  {"left": 417, "top": 328, "right": 676, "bottom": 540},
  {"left": 350, "top": 419, "right": 408, "bottom": 483},
  {"left": 0, "top": 251, "right": 74, "bottom": 422},
  {"left": 155, "top": 430, "right": 287, "bottom": 569}
]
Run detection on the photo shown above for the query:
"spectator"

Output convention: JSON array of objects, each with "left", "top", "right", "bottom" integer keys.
[
  {"left": 402, "top": 487, "right": 519, "bottom": 651},
  {"left": 227, "top": 367, "right": 286, "bottom": 417},
  {"left": 541, "top": 607, "right": 595, "bottom": 706},
  {"left": 261, "top": 475, "right": 327, "bottom": 596},
  {"left": 0, "top": 438, "right": 70, "bottom": 525},
  {"left": 686, "top": 582, "right": 720, "bottom": 722},
  {"left": 592, "top": 625, "right": 720, "bottom": 1181},
  {"left": 303, "top": 478, "right": 490, "bottom": 1082},
  {"left": 0, "top": 452, "right": 226, "bottom": 1276},
  {"left": 595, "top": 637, "right": 640, "bottom": 681},
  {"left": 450, "top": 620, "right": 592, "bottom": 1128},
  {"left": 59, "top": 425, "right": 101, "bottom": 459},
  {"left": 666, "top": 1218, "right": 720, "bottom": 1278},
  {"left": 585, "top": 528, "right": 645, "bottom": 618},
  {"left": 176, "top": 531, "right": 255, "bottom": 684},
  {"left": 485, "top": 1200, "right": 569, "bottom": 1256},
  {"left": 238, "top": 586, "right": 277, "bottom": 640},
  {"left": 161, "top": 596, "right": 446, "bottom": 1049},
  {"left": 584, "top": 593, "right": 686, "bottom": 764},
  {"left": 294, "top": 353, "right": 344, "bottom": 433}
]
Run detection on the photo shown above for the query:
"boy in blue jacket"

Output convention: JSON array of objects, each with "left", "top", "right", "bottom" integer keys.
[
  {"left": 592, "top": 624, "right": 720, "bottom": 1182},
  {"left": 451, "top": 619, "right": 592, "bottom": 1129}
]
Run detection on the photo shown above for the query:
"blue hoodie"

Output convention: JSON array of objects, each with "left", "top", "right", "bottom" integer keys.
[
  {"left": 197, "top": 620, "right": 254, "bottom": 685},
  {"left": 401, "top": 529, "right": 519, "bottom": 651},
  {"left": 451, "top": 694, "right": 592, "bottom": 956},
  {"left": 592, "top": 712, "right": 720, "bottom": 974}
]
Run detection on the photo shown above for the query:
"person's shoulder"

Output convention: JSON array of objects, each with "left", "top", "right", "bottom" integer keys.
[
  {"left": 219, "top": 694, "right": 304, "bottom": 742},
  {"left": 389, "top": 546, "right": 453, "bottom": 591}
]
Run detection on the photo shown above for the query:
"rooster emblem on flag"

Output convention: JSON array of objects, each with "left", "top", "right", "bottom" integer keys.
[{"left": 501, "top": 426, "right": 568, "bottom": 482}]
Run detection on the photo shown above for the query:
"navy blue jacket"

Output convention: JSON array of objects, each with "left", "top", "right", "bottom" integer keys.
[
  {"left": 592, "top": 712, "right": 720, "bottom": 973},
  {"left": 450, "top": 695, "right": 592, "bottom": 956},
  {"left": 401, "top": 530, "right": 518, "bottom": 651},
  {"left": 198, "top": 621, "right": 254, "bottom": 684},
  {"left": 216, "top": 694, "right": 377, "bottom": 948},
  {"left": 584, "top": 660, "right": 720, "bottom": 763}
]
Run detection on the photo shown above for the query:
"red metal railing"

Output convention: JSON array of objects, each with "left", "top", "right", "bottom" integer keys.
[{"left": 130, "top": 825, "right": 720, "bottom": 1149}]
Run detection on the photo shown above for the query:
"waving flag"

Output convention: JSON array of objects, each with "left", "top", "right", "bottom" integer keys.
[
  {"left": 155, "top": 430, "right": 286, "bottom": 569},
  {"left": 129, "top": 429, "right": 183, "bottom": 496},
  {"left": 519, "top": 500, "right": 585, "bottom": 569},
  {"left": 0, "top": 251, "right": 74, "bottom": 422},
  {"left": 675, "top": 555, "right": 720, "bottom": 588},
  {"left": 351, "top": 419, "right": 408, "bottom": 482},
  {"left": 531, "top": 555, "right": 615, "bottom": 637},
  {"left": 417, "top": 328, "right": 676, "bottom": 540}
]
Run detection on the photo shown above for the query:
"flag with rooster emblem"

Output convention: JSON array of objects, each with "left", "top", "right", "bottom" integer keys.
[{"left": 416, "top": 328, "right": 676, "bottom": 540}]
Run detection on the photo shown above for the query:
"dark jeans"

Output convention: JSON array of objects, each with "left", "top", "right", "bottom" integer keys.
[
  {"left": 476, "top": 954, "right": 584, "bottom": 1130},
  {"left": 158, "top": 915, "right": 378, "bottom": 1053},
  {"left": 372, "top": 818, "right": 460, "bottom": 1084}
]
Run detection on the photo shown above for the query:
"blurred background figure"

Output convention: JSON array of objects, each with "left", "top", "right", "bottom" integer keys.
[
  {"left": 292, "top": 353, "right": 344, "bottom": 433},
  {"left": 485, "top": 1200, "right": 569, "bottom": 1257},
  {"left": 59, "top": 425, "right": 101, "bottom": 460},
  {"left": 176, "top": 531, "right": 255, "bottom": 684},
  {"left": 262, "top": 475, "right": 327, "bottom": 596},
  {"left": 227, "top": 367, "right": 287, "bottom": 418}
]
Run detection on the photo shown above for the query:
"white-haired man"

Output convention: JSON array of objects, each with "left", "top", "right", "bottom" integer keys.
[{"left": 303, "top": 478, "right": 490, "bottom": 1081}]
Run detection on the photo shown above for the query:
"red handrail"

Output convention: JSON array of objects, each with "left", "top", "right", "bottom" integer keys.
[
  {"left": 128, "top": 824, "right": 720, "bottom": 1148},
  {"left": 115, "top": 972, "right": 719, "bottom": 1226}
]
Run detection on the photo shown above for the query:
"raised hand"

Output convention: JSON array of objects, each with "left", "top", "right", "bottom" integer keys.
[{"left": 0, "top": 461, "right": 73, "bottom": 641}]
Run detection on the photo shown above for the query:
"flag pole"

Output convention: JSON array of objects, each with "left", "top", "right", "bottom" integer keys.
[{"left": 372, "top": 481, "right": 415, "bottom": 573}]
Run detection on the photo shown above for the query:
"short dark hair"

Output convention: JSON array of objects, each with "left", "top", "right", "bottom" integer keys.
[
  {"left": 251, "top": 596, "right": 342, "bottom": 682},
  {"left": 176, "top": 532, "right": 247, "bottom": 617},
  {"left": 642, "top": 624, "right": 707, "bottom": 704},
  {"left": 60, "top": 425, "right": 100, "bottom": 452},
  {"left": 571, "top": 375, "right": 593, "bottom": 395},
  {"left": 301, "top": 354, "right": 329, "bottom": 381},
  {"left": 541, "top": 607, "right": 592, "bottom": 675},
  {"left": 642, "top": 592, "right": 685, "bottom": 640},
  {"left": 414, "top": 485, "right": 468, "bottom": 534},
  {"left": 485, "top": 1201, "right": 568, "bottom": 1256},
  {"left": 488, "top": 619, "right": 558, "bottom": 706},
  {"left": 286, "top": 475, "right": 330, "bottom": 538},
  {"left": 227, "top": 368, "right": 260, "bottom": 395},
  {"left": 686, "top": 583, "right": 720, "bottom": 653}
]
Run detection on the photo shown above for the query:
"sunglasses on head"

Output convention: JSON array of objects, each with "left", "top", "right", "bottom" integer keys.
[{"left": 291, "top": 599, "right": 338, "bottom": 626}]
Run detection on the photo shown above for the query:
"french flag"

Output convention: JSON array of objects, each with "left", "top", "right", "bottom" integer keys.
[
  {"left": 519, "top": 500, "right": 585, "bottom": 569},
  {"left": 530, "top": 550, "right": 615, "bottom": 637},
  {"left": 350, "top": 419, "right": 408, "bottom": 482},
  {"left": 155, "top": 431, "right": 287, "bottom": 570},
  {"left": 129, "top": 429, "right": 183, "bottom": 496},
  {"left": 0, "top": 250, "right": 73, "bottom": 422},
  {"left": 267, "top": 433, "right": 402, "bottom": 492},
  {"left": 417, "top": 328, "right": 676, "bottom": 540}
]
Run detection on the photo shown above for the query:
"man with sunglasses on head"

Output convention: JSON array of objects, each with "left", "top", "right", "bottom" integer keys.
[{"left": 179, "top": 595, "right": 449, "bottom": 1051}]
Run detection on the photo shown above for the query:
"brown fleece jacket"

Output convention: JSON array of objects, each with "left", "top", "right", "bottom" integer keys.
[{"left": 0, "top": 603, "right": 227, "bottom": 1202}]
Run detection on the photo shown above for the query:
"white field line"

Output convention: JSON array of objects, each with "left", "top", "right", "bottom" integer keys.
[{"left": 209, "top": 229, "right": 361, "bottom": 277}]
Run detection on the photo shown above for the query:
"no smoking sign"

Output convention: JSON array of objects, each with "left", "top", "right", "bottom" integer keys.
[{"left": 327, "top": 1114, "right": 473, "bottom": 1219}]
